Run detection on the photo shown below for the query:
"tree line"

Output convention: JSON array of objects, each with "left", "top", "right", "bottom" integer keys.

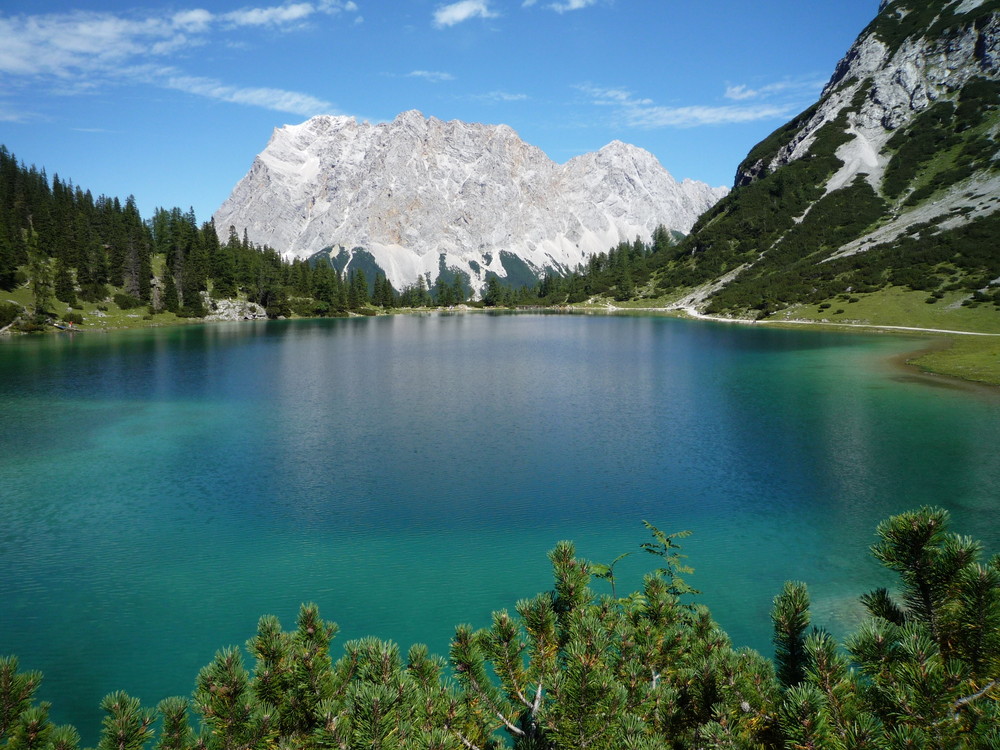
[
  {"left": 479, "top": 224, "right": 681, "bottom": 308},
  {"left": 1, "top": 145, "right": 697, "bottom": 329},
  {"left": 1, "top": 506, "right": 997, "bottom": 749},
  {"left": 0, "top": 146, "right": 478, "bottom": 328}
]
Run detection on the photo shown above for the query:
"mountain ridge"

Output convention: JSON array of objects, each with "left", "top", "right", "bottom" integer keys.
[
  {"left": 213, "top": 111, "right": 727, "bottom": 295},
  {"left": 661, "top": 0, "right": 1000, "bottom": 321}
]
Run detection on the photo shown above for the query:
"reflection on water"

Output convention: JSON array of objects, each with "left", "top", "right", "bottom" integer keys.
[{"left": 1, "top": 314, "right": 998, "bottom": 742}]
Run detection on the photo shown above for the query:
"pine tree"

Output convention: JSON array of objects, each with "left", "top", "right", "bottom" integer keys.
[
  {"left": 162, "top": 271, "right": 180, "bottom": 313},
  {"left": 96, "top": 692, "right": 155, "bottom": 750},
  {"left": 771, "top": 581, "right": 810, "bottom": 688},
  {"left": 613, "top": 264, "right": 634, "bottom": 301},
  {"left": 2, "top": 509, "right": 997, "bottom": 750},
  {"left": 483, "top": 276, "right": 506, "bottom": 307},
  {"left": 155, "top": 698, "right": 194, "bottom": 750},
  {"left": 845, "top": 506, "right": 1000, "bottom": 742},
  {"left": 350, "top": 268, "right": 369, "bottom": 308},
  {"left": 122, "top": 197, "right": 151, "bottom": 301},
  {"left": 53, "top": 258, "right": 76, "bottom": 306},
  {"left": 253, "top": 603, "right": 337, "bottom": 737},
  {"left": 5, "top": 704, "right": 54, "bottom": 750},
  {"left": 213, "top": 247, "right": 238, "bottom": 300},
  {"left": 193, "top": 648, "right": 275, "bottom": 750},
  {"left": 81, "top": 238, "right": 109, "bottom": 302},
  {"left": 0, "top": 232, "right": 17, "bottom": 290},
  {"left": 372, "top": 273, "right": 385, "bottom": 307},
  {"left": 0, "top": 657, "right": 42, "bottom": 741},
  {"left": 26, "top": 232, "right": 53, "bottom": 317},
  {"left": 772, "top": 506, "right": 1000, "bottom": 748},
  {"left": 451, "top": 274, "right": 465, "bottom": 304},
  {"left": 413, "top": 274, "right": 430, "bottom": 307},
  {"left": 436, "top": 275, "right": 452, "bottom": 306}
]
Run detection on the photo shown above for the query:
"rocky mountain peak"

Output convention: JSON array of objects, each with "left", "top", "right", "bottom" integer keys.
[
  {"left": 214, "top": 112, "right": 727, "bottom": 295},
  {"left": 673, "top": 0, "right": 1000, "bottom": 319}
]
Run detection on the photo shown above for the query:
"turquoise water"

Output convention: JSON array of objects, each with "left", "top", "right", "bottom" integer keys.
[{"left": 1, "top": 313, "right": 999, "bottom": 741}]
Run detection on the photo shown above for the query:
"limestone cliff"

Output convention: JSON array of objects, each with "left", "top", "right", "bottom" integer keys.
[
  {"left": 673, "top": 0, "right": 1000, "bottom": 317},
  {"left": 214, "top": 111, "right": 727, "bottom": 295}
]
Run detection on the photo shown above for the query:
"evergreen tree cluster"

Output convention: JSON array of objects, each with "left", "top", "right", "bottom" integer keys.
[
  {"left": 480, "top": 225, "right": 679, "bottom": 308},
  {"left": 0, "top": 144, "right": 688, "bottom": 321},
  {"left": 0, "top": 146, "right": 151, "bottom": 308},
  {"left": 0, "top": 147, "right": 452, "bottom": 326},
  {"left": 2, "top": 507, "right": 996, "bottom": 749}
]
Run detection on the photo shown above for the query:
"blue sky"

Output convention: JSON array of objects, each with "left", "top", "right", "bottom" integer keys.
[{"left": 0, "top": 0, "right": 878, "bottom": 225}]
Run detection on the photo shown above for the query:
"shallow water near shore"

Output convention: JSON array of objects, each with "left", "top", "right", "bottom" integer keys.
[{"left": 2, "top": 313, "right": 999, "bottom": 741}]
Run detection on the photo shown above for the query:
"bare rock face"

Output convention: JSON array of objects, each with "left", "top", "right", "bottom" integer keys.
[
  {"left": 688, "top": 0, "right": 1000, "bottom": 318},
  {"left": 204, "top": 296, "right": 267, "bottom": 321},
  {"left": 213, "top": 112, "right": 727, "bottom": 294},
  {"left": 737, "top": 0, "right": 1000, "bottom": 187}
]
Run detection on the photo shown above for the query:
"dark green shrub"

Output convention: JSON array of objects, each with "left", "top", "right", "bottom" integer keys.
[
  {"left": 80, "top": 284, "right": 109, "bottom": 303},
  {"left": 15, "top": 318, "right": 46, "bottom": 332},
  {"left": 289, "top": 298, "right": 317, "bottom": 317},
  {"left": 956, "top": 77, "right": 1000, "bottom": 129},
  {"left": 175, "top": 303, "right": 207, "bottom": 319},
  {"left": 63, "top": 312, "right": 84, "bottom": 324},
  {"left": 113, "top": 292, "right": 143, "bottom": 310},
  {"left": 0, "top": 301, "right": 19, "bottom": 328},
  {"left": 882, "top": 102, "right": 960, "bottom": 198}
]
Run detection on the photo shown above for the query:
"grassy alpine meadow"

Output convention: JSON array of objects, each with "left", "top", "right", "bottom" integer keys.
[
  {"left": 769, "top": 286, "right": 1000, "bottom": 334},
  {"left": 908, "top": 335, "right": 1000, "bottom": 386},
  {"left": 760, "top": 286, "right": 1000, "bottom": 385},
  {"left": 1, "top": 281, "right": 210, "bottom": 331}
]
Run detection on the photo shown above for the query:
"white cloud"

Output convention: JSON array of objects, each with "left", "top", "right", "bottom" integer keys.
[
  {"left": 522, "top": 0, "right": 597, "bottom": 11},
  {"left": 0, "top": 105, "right": 37, "bottom": 123},
  {"left": 579, "top": 84, "right": 792, "bottom": 128},
  {"left": 481, "top": 91, "right": 528, "bottom": 102},
  {"left": 221, "top": 0, "right": 359, "bottom": 26},
  {"left": 166, "top": 76, "right": 334, "bottom": 115},
  {"left": 724, "top": 84, "right": 760, "bottom": 101},
  {"left": 0, "top": 12, "right": 173, "bottom": 77},
  {"left": 548, "top": 0, "right": 598, "bottom": 12},
  {"left": 433, "top": 1, "right": 499, "bottom": 28},
  {"left": 223, "top": 3, "right": 315, "bottom": 28},
  {"left": 0, "top": 4, "right": 360, "bottom": 78},
  {"left": 477, "top": 91, "right": 529, "bottom": 102},
  {"left": 319, "top": 0, "right": 358, "bottom": 11},
  {"left": 724, "top": 78, "right": 826, "bottom": 102},
  {"left": 585, "top": 86, "right": 652, "bottom": 107},
  {"left": 172, "top": 9, "right": 214, "bottom": 33},
  {"left": 628, "top": 103, "right": 791, "bottom": 128},
  {"left": 407, "top": 70, "right": 456, "bottom": 82},
  {"left": 0, "top": 5, "right": 355, "bottom": 115}
]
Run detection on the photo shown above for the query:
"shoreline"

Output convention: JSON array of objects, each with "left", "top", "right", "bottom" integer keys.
[
  {"left": 592, "top": 303, "right": 1000, "bottom": 389},
  {"left": 5, "top": 301, "right": 998, "bottom": 388}
]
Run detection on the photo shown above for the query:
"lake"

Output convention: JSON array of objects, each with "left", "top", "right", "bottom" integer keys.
[{"left": 1, "top": 312, "right": 998, "bottom": 741}]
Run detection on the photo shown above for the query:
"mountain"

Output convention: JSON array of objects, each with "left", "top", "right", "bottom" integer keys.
[
  {"left": 213, "top": 111, "right": 727, "bottom": 295},
  {"left": 664, "top": 0, "right": 1000, "bottom": 321}
]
